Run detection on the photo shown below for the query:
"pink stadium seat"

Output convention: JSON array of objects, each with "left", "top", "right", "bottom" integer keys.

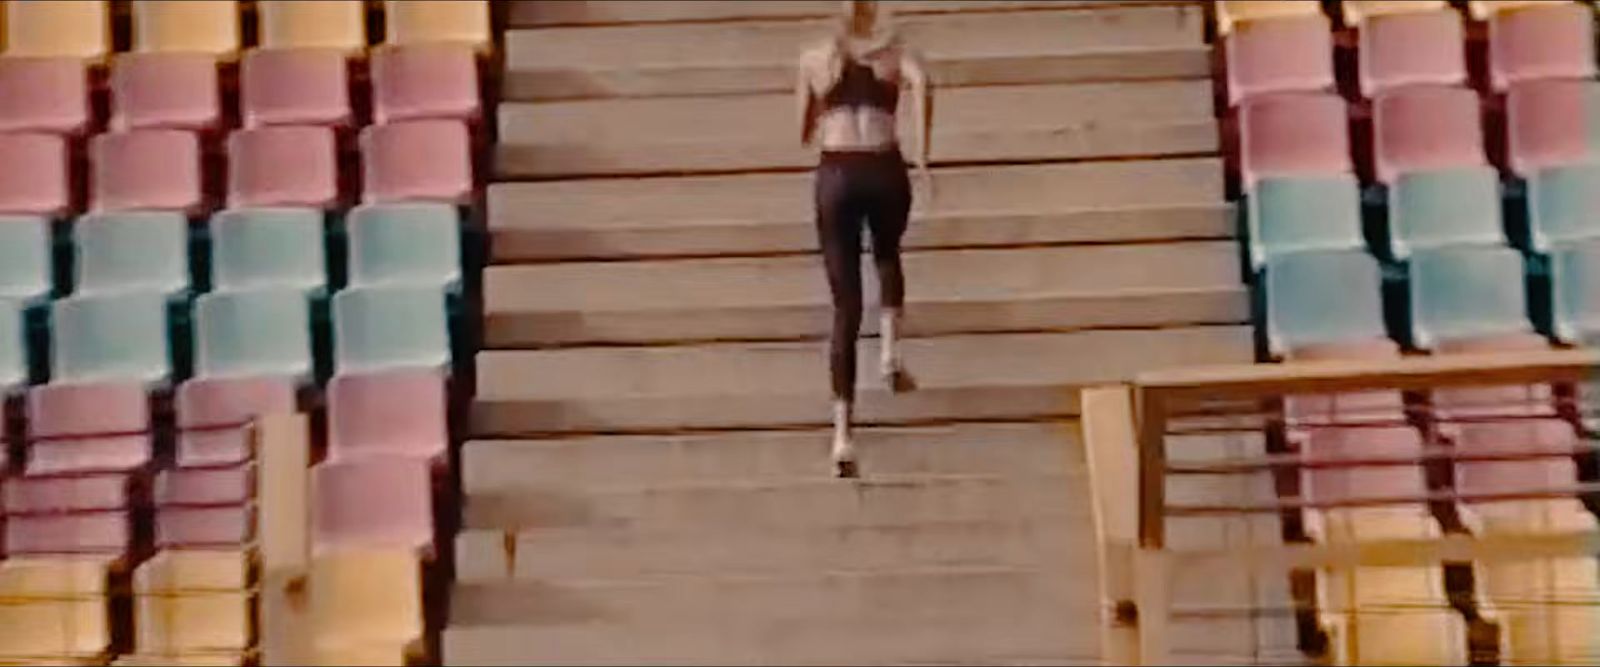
[
  {"left": 110, "top": 51, "right": 221, "bottom": 131},
  {"left": 360, "top": 119, "right": 473, "bottom": 204},
  {"left": 26, "top": 382, "right": 151, "bottom": 475},
  {"left": 1434, "top": 333, "right": 1558, "bottom": 419},
  {"left": 1284, "top": 340, "right": 1407, "bottom": 426},
  {"left": 0, "top": 56, "right": 90, "bottom": 134},
  {"left": 155, "top": 466, "right": 253, "bottom": 507},
  {"left": 227, "top": 126, "right": 339, "bottom": 208},
  {"left": 241, "top": 47, "right": 352, "bottom": 128},
  {"left": 156, "top": 506, "right": 252, "bottom": 548},
  {"left": 1240, "top": 92, "right": 1353, "bottom": 186},
  {"left": 1373, "top": 86, "right": 1487, "bottom": 184},
  {"left": 0, "top": 132, "right": 69, "bottom": 216},
  {"left": 5, "top": 513, "right": 129, "bottom": 555},
  {"left": 312, "top": 457, "right": 433, "bottom": 551},
  {"left": 1224, "top": 11, "right": 1335, "bottom": 107},
  {"left": 3, "top": 474, "right": 130, "bottom": 513},
  {"left": 1489, "top": 2, "right": 1597, "bottom": 91},
  {"left": 1358, "top": 9, "right": 1468, "bottom": 99},
  {"left": 90, "top": 130, "right": 202, "bottom": 214},
  {"left": 1506, "top": 79, "right": 1600, "bottom": 175},
  {"left": 329, "top": 369, "right": 448, "bottom": 463},
  {"left": 1301, "top": 425, "right": 1429, "bottom": 505},
  {"left": 176, "top": 376, "right": 297, "bottom": 467},
  {"left": 372, "top": 43, "right": 481, "bottom": 124},
  {"left": 1452, "top": 419, "right": 1581, "bottom": 500}
]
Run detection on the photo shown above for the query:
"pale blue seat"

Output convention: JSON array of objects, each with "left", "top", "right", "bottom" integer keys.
[
  {"left": 74, "top": 210, "right": 190, "bottom": 297},
  {"left": 333, "top": 283, "right": 450, "bottom": 375},
  {"left": 1247, "top": 174, "right": 1367, "bottom": 271},
  {"left": 346, "top": 202, "right": 461, "bottom": 289},
  {"left": 1549, "top": 239, "right": 1600, "bottom": 344},
  {"left": 0, "top": 215, "right": 54, "bottom": 302},
  {"left": 1526, "top": 162, "right": 1600, "bottom": 253},
  {"left": 0, "top": 299, "right": 28, "bottom": 392},
  {"left": 210, "top": 207, "right": 327, "bottom": 293},
  {"left": 1264, "top": 248, "right": 1391, "bottom": 358},
  {"left": 195, "top": 288, "right": 313, "bottom": 381},
  {"left": 51, "top": 291, "right": 171, "bottom": 384},
  {"left": 1386, "top": 166, "right": 1505, "bottom": 260},
  {"left": 1408, "top": 245, "right": 1533, "bottom": 349}
]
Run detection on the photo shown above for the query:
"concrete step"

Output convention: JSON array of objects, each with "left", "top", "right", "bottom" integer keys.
[
  {"left": 505, "top": 5, "right": 1206, "bottom": 100},
  {"left": 496, "top": 80, "right": 1218, "bottom": 178},
  {"left": 444, "top": 608, "right": 1099, "bottom": 665},
  {"left": 487, "top": 159, "right": 1231, "bottom": 261},
  {"left": 508, "top": 0, "right": 1192, "bottom": 27},
  {"left": 472, "top": 326, "right": 1253, "bottom": 435},
  {"left": 483, "top": 242, "right": 1247, "bottom": 347},
  {"left": 444, "top": 567, "right": 1099, "bottom": 665},
  {"left": 461, "top": 473, "right": 1086, "bottom": 531},
  {"left": 460, "top": 422, "right": 1080, "bottom": 490},
  {"left": 455, "top": 515, "right": 1089, "bottom": 581}
]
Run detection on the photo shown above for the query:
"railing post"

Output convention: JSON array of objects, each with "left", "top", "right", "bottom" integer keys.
[
  {"left": 256, "top": 414, "right": 311, "bottom": 666},
  {"left": 1135, "top": 390, "right": 1167, "bottom": 549},
  {"left": 1081, "top": 386, "right": 1142, "bottom": 664}
]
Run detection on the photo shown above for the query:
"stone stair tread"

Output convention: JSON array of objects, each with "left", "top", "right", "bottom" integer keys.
[{"left": 508, "top": 0, "right": 1198, "bottom": 28}]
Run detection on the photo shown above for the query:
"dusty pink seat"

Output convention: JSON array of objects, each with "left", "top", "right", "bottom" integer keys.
[
  {"left": 155, "top": 466, "right": 253, "bottom": 506},
  {"left": 360, "top": 119, "right": 473, "bottom": 204},
  {"left": 1225, "top": 11, "right": 1335, "bottom": 107},
  {"left": 176, "top": 376, "right": 297, "bottom": 467},
  {"left": 5, "top": 513, "right": 129, "bottom": 555},
  {"left": 1452, "top": 419, "right": 1581, "bottom": 500},
  {"left": 312, "top": 457, "right": 433, "bottom": 551},
  {"left": 0, "top": 56, "right": 90, "bottom": 135},
  {"left": 371, "top": 43, "right": 481, "bottom": 124},
  {"left": 1285, "top": 339, "right": 1407, "bottom": 426},
  {"left": 1434, "top": 333, "right": 1559, "bottom": 420},
  {"left": 1301, "top": 425, "right": 1430, "bottom": 506},
  {"left": 1373, "top": 85, "right": 1487, "bottom": 184},
  {"left": 90, "top": 130, "right": 203, "bottom": 214},
  {"left": 3, "top": 473, "right": 130, "bottom": 513},
  {"left": 26, "top": 382, "right": 151, "bottom": 475},
  {"left": 1506, "top": 79, "right": 1600, "bottom": 175},
  {"left": 110, "top": 51, "right": 221, "bottom": 131},
  {"left": 1240, "top": 92, "right": 1353, "bottom": 187},
  {"left": 156, "top": 506, "right": 253, "bottom": 548},
  {"left": 241, "top": 47, "right": 352, "bottom": 128},
  {"left": 1489, "top": 2, "right": 1597, "bottom": 92},
  {"left": 1358, "top": 9, "right": 1467, "bottom": 99},
  {"left": 0, "top": 132, "right": 70, "bottom": 216},
  {"left": 329, "top": 369, "right": 448, "bottom": 463},
  {"left": 227, "top": 126, "right": 339, "bottom": 208}
]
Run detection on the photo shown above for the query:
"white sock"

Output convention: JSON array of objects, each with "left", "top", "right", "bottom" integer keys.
[
  {"left": 831, "top": 400, "right": 854, "bottom": 454},
  {"left": 880, "top": 307, "right": 900, "bottom": 371}
]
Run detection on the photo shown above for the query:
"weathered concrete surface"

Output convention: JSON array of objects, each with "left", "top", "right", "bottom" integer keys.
[
  {"left": 497, "top": 79, "right": 1218, "bottom": 177},
  {"left": 487, "top": 159, "right": 1231, "bottom": 261},
  {"left": 505, "top": 5, "right": 1207, "bottom": 99}
]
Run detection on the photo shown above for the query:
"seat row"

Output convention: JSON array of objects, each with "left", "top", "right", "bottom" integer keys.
[
  {"left": 0, "top": 203, "right": 464, "bottom": 303},
  {"left": 1226, "top": 0, "right": 1597, "bottom": 105},
  {"left": 1244, "top": 82, "right": 1600, "bottom": 187},
  {"left": 1, "top": 0, "right": 491, "bottom": 61},
  {"left": 0, "top": 120, "right": 474, "bottom": 217},
  {"left": 0, "top": 41, "right": 481, "bottom": 136}
]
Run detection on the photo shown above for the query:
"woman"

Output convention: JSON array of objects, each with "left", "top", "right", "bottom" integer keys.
[{"left": 797, "top": 0, "right": 932, "bottom": 478}]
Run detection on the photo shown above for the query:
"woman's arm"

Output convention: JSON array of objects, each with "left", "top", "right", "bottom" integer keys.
[
  {"left": 902, "top": 47, "right": 932, "bottom": 173},
  {"left": 797, "top": 50, "right": 820, "bottom": 148}
]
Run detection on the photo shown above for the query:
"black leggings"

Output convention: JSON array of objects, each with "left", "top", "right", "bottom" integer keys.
[{"left": 815, "top": 150, "right": 912, "bottom": 403}]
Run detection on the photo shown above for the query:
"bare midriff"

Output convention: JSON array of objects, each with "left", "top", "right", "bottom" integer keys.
[{"left": 816, "top": 106, "right": 898, "bottom": 152}]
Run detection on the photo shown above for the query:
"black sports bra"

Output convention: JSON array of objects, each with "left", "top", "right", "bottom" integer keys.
[{"left": 822, "top": 56, "right": 899, "bottom": 114}]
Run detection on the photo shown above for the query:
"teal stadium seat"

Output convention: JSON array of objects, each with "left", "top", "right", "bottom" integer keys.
[
  {"left": 52, "top": 291, "right": 171, "bottom": 384},
  {"left": 347, "top": 202, "right": 461, "bottom": 289},
  {"left": 1263, "top": 249, "right": 1390, "bottom": 358},
  {"left": 1247, "top": 174, "right": 1366, "bottom": 271},
  {"left": 0, "top": 215, "right": 53, "bottom": 302},
  {"left": 209, "top": 207, "right": 326, "bottom": 293},
  {"left": 195, "top": 288, "right": 313, "bottom": 381},
  {"left": 1526, "top": 162, "right": 1600, "bottom": 253},
  {"left": 0, "top": 299, "right": 27, "bottom": 391},
  {"left": 1386, "top": 166, "right": 1504, "bottom": 261},
  {"left": 333, "top": 283, "right": 450, "bottom": 374},
  {"left": 1549, "top": 239, "right": 1600, "bottom": 344},
  {"left": 74, "top": 211, "right": 190, "bottom": 296},
  {"left": 1408, "top": 245, "right": 1533, "bottom": 350}
]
